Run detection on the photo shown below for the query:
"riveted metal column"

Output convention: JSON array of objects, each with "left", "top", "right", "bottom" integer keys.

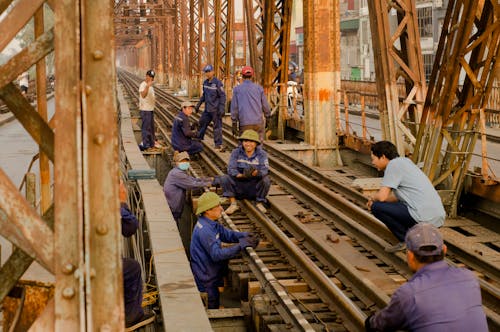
[
  {"left": 244, "top": 0, "right": 264, "bottom": 81},
  {"left": 302, "top": 0, "right": 342, "bottom": 166},
  {"left": 189, "top": 0, "right": 202, "bottom": 97},
  {"left": 54, "top": 0, "right": 83, "bottom": 329},
  {"left": 84, "top": 0, "right": 123, "bottom": 329},
  {"left": 35, "top": 7, "right": 51, "bottom": 214}
]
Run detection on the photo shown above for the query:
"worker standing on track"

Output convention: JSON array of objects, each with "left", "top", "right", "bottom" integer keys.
[
  {"left": 120, "top": 182, "right": 155, "bottom": 330},
  {"left": 219, "top": 130, "right": 271, "bottom": 215},
  {"left": 163, "top": 151, "right": 213, "bottom": 225},
  {"left": 190, "top": 192, "right": 259, "bottom": 309},
  {"left": 230, "top": 66, "right": 271, "bottom": 141},
  {"left": 138, "top": 69, "right": 157, "bottom": 152},
  {"left": 171, "top": 101, "right": 203, "bottom": 156},
  {"left": 365, "top": 223, "right": 488, "bottom": 332},
  {"left": 366, "top": 141, "right": 446, "bottom": 253},
  {"left": 195, "top": 64, "right": 226, "bottom": 152}
]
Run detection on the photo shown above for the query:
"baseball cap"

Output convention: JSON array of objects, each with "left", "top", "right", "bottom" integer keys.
[
  {"left": 146, "top": 70, "right": 155, "bottom": 78},
  {"left": 241, "top": 66, "right": 254, "bottom": 77},
  {"left": 203, "top": 64, "right": 214, "bottom": 72},
  {"left": 405, "top": 223, "right": 444, "bottom": 256},
  {"left": 173, "top": 151, "right": 190, "bottom": 162},
  {"left": 180, "top": 101, "right": 195, "bottom": 108}
]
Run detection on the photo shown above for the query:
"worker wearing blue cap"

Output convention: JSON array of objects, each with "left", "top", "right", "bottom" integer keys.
[{"left": 195, "top": 64, "right": 227, "bottom": 152}]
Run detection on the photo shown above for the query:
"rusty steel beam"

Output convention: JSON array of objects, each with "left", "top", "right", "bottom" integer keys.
[
  {"left": 0, "top": 28, "right": 54, "bottom": 89},
  {"left": 189, "top": 0, "right": 202, "bottom": 96},
  {"left": 83, "top": 0, "right": 123, "bottom": 329},
  {"left": 35, "top": 7, "right": 52, "bottom": 214},
  {"left": 0, "top": 170, "right": 54, "bottom": 272},
  {"left": 413, "top": 0, "right": 500, "bottom": 216},
  {"left": 244, "top": 0, "right": 264, "bottom": 81},
  {"left": 367, "top": 0, "right": 427, "bottom": 154},
  {"left": 0, "top": 0, "right": 45, "bottom": 53},
  {"left": 0, "top": 83, "right": 55, "bottom": 161},
  {"left": 0, "top": 205, "right": 54, "bottom": 303},
  {"left": 54, "top": 0, "right": 84, "bottom": 328}
]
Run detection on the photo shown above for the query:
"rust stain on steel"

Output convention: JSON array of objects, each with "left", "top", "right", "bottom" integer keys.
[
  {"left": 319, "top": 89, "right": 331, "bottom": 102},
  {"left": 160, "top": 280, "right": 196, "bottom": 292},
  {"left": 2, "top": 280, "right": 54, "bottom": 331},
  {"left": 0, "top": 169, "right": 54, "bottom": 272}
]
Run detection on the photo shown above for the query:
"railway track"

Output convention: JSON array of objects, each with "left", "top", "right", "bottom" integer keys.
[{"left": 118, "top": 70, "right": 500, "bottom": 331}]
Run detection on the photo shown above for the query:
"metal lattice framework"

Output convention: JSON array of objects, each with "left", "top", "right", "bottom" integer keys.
[
  {"left": 0, "top": 0, "right": 122, "bottom": 329},
  {"left": 244, "top": 0, "right": 265, "bottom": 81},
  {"left": 189, "top": 0, "right": 202, "bottom": 96},
  {"left": 367, "top": 0, "right": 427, "bottom": 154},
  {"left": 413, "top": 0, "right": 500, "bottom": 216},
  {"left": 214, "top": 0, "right": 233, "bottom": 90}
]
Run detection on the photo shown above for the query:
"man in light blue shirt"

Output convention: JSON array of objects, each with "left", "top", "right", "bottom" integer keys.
[{"left": 367, "top": 141, "right": 446, "bottom": 252}]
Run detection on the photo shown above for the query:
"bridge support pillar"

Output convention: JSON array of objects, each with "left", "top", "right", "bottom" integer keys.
[{"left": 302, "top": 0, "right": 342, "bottom": 167}]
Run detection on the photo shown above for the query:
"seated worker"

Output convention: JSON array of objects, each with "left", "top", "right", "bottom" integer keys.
[
  {"left": 220, "top": 130, "right": 271, "bottom": 215},
  {"left": 163, "top": 151, "right": 214, "bottom": 225},
  {"left": 119, "top": 182, "right": 155, "bottom": 331},
  {"left": 366, "top": 141, "right": 446, "bottom": 252},
  {"left": 190, "top": 192, "right": 259, "bottom": 309},
  {"left": 365, "top": 223, "right": 488, "bottom": 332},
  {"left": 171, "top": 101, "right": 203, "bottom": 156}
]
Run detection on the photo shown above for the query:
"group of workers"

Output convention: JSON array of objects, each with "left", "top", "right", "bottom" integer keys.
[{"left": 134, "top": 67, "right": 487, "bottom": 331}]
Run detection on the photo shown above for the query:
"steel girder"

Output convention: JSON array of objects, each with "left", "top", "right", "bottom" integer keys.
[
  {"left": 0, "top": 0, "right": 123, "bottom": 329},
  {"left": 413, "top": 0, "right": 500, "bottom": 216},
  {"left": 214, "top": 0, "right": 234, "bottom": 96},
  {"left": 244, "top": 0, "right": 265, "bottom": 81},
  {"left": 189, "top": 0, "right": 202, "bottom": 96},
  {"left": 367, "top": 0, "right": 427, "bottom": 155}
]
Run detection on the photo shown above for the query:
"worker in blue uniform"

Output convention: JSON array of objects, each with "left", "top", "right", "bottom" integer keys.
[
  {"left": 230, "top": 66, "right": 271, "bottom": 141},
  {"left": 163, "top": 151, "right": 213, "bottom": 224},
  {"left": 195, "top": 64, "right": 226, "bottom": 152},
  {"left": 190, "top": 192, "right": 259, "bottom": 309},
  {"left": 365, "top": 223, "right": 488, "bottom": 332},
  {"left": 171, "top": 101, "right": 203, "bottom": 156},
  {"left": 219, "top": 130, "right": 271, "bottom": 215},
  {"left": 120, "top": 182, "right": 155, "bottom": 330}
]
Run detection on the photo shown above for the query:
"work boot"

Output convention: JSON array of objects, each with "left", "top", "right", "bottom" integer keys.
[
  {"left": 225, "top": 203, "right": 240, "bottom": 215},
  {"left": 256, "top": 202, "right": 267, "bottom": 214},
  {"left": 384, "top": 242, "right": 406, "bottom": 253}
]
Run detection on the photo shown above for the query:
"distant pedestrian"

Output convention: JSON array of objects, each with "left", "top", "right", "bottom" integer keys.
[
  {"left": 220, "top": 130, "right": 271, "bottom": 215},
  {"left": 366, "top": 141, "right": 446, "bottom": 252},
  {"left": 365, "top": 223, "right": 488, "bottom": 332},
  {"left": 171, "top": 101, "right": 203, "bottom": 156},
  {"left": 190, "top": 192, "right": 259, "bottom": 309},
  {"left": 19, "top": 72, "right": 29, "bottom": 96},
  {"left": 163, "top": 151, "right": 213, "bottom": 224},
  {"left": 138, "top": 69, "right": 156, "bottom": 151},
  {"left": 195, "top": 64, "right": 226, "bottom": 152},
  {"left": 230, "top": 66, "right": 271, "bottom": 141}
]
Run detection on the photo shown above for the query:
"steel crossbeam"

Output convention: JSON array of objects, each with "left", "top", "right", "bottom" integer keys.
[{"left": 413, "top": 0, "right": 500, "bottom": 216}]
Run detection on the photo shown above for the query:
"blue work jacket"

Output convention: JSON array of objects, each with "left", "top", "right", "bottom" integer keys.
[
  {"left": 171, "top": 111, "right": 198, "bottom": 151},
  {"left": 190, "top": 216, "right": 248, "bottom": 290},
  {"left": 231, "top": 80, "right": 271, "bottom": 126},
  {"left": 227, "top": 145, "right": 269, "bottom": 178},
  {"left": 369, "top": 260, "right": 488, "bottom": 332},
  {"left": 196, "top": 77, "right": 226, "bottom": 114},
  {"left": 121, "top": 203, "right": 138, "bottom": 237},
  {"left": 163, "top": 167, "right": 211, "bottom": 219}
]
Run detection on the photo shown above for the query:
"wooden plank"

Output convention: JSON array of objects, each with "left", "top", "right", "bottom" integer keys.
[
  {"left": 0, "top": 83, "right": 54, "bottom": 161},
  {"left": 0, "top": 169, "right": 54, "bottom": 272},
  {"left": 0, "top": 0, "right": 45, "bottom": 53},
  {"left": 0, "top": 28, "right": 54, "bottom": 89}
]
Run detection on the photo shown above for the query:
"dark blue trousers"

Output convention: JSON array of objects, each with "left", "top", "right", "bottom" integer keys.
[
  {"left": 198, "top": 111, "right": 223, "bottom": 147},
  {"left": 220, "top": 175, "right": 271, "bottom": 202},
  {"left": 123, "top": 257, "right": 144, "bottom": 325},
  {"left": 371, "top": 201, "right": 417, "bottom": 241},
  {"left": 140, "top": 111, "right": 155, "bottom": 149},
  {"left": 172, "top": 140, "right": 204, "bottom": 156}
]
